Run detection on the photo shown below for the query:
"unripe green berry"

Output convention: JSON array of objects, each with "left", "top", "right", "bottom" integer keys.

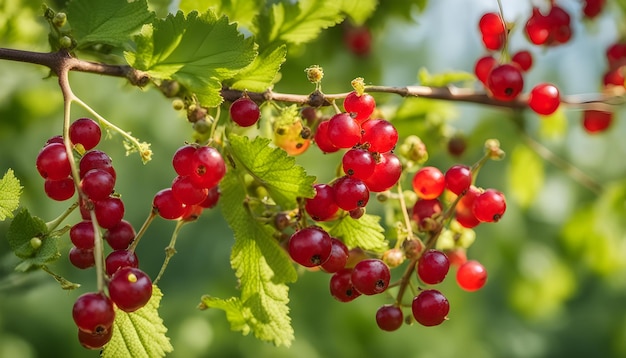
[
  {"left": 53, "top": 12, "right": 67, "bottom": 27},
  {"left": 59, "top": 36, "right": 72, "bottom": 49},
  {"left": 30, "top": 237, "right": 42, "bottom": 249},
  {"left": 172, "top": 99, "right": 185, "bottom": 111}
]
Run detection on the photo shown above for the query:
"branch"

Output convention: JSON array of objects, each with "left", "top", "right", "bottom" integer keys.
[
  {"left": 1, "top": 47, "right": 624, "bottom": 110},
  {"left": 0, "top": 48, "right": 149, "bottom": 86}
]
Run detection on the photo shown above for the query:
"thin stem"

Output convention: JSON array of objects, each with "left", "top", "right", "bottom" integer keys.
[
  {"left": 394, "top": 257, "right": 418, "bottom": 306},
  {"left": 394, "top": 181, "right": 414, "bottom": 249},
  {"left": 71, "top": 96, "right": 152, "bottom": 163},
  {"left": 520, "top": 131, "right": 603, "bottom": 194},
  {"left": 128, "top": 210, "right": 157, "bottom": 252},
  {"left": 46, "top": 200, "right": 79, "bottom": 231},
  {"left": 154, "top": 220, "right": 187, "bottom": 285}
]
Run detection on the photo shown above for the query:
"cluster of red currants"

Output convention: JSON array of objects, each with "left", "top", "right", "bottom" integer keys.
[
  {"left": 152, "top": 144, "right": 223, "bottom": 221},
  {"left": 36, "top": 118, "right": 154, "bottom": 349},
  {"left": 412, "top": 165, "right": 506, "bottom": 230},
  {"left": 306, "top": 91, "right": 401, "bottom": 219},
  {"left": 476, "top": 6, "right": 616, "bottom": 134}
]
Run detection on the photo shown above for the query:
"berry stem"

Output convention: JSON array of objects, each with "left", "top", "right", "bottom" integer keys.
[
  {"left": 154, "top": 219, "right": 187, "bottom": 285},
  {"left": 128, "top": 210, "right": 158, "bottom": 252},
  {"left": 394, "top": 180, "right": 415, "bottom": 249},
  {"left": 71, "top": 96, "right": 152, "bottom": 163},
  {"left": 45, "top": 200, "right": 79, "bottom": 231}
]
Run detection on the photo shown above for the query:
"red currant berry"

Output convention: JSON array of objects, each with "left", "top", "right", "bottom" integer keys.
[
  {"left": 44, "top": 177, "right": 75, "bottom": 201},
  {"left": 105, "top": 250, "right": 139, "bottom": 276},
  {"left": 79, "top": 150, "right": 116, "bottom": 180},
  {"left": 104, "top": 220, "right": 135, "bottom": 250},
  {"left": 332, "top": 175, "right": 370, "bottom": 212},
  {"left": 171, "top": 175, "right": 208, "bottom": 205},
  {"left": 360, "top": 119, "right": 398, "bottom": 153},
  {"left": 444, "top": 165, "right": 472, "bottom": 195},
  {"left": 375, "top": 305, "right": 403, "bottom": 332},
  {"left": 412, "top": 199, "right": 443, "bottom": 231},
  {"left": 69, "top": 246, "right": 95, "bottom": 269},
  {"left": 172, "top": 145, "right": 197, "bottom": 177},
  {"left": 448, "top": 134, "right": 467, "bottom": 157},
  {"left": 363, "top": 152, "right": 402, "bottom": 192},
  {"left": 70, "top": 220, "right": 95, "bottom": 249},
  {"left": 94, "top": 196, "right": 125, "bottom": 229},
  {"left": 81, "top": 169, "right": 115, "bottom": 201},
  {"left": 189, "top": 146, "right": 226, "bottom": 189},
  {"left": 72, "top": 292, "right": 115, "bottom": 334},
  {"left": 479, "top": 12, "right": 505, "bottom": 36},
  {"left": 69, "top": 117, "right": 101, "bottom": 151},
  {"left": 343, "top": 25, "right": 372, "bottom": 57},
  {"left": 305, "top": 183, "right": 339, "bottom": 221},
  {"left": 343, "top": 91, "right": 376, "bottom": 123},
  {"left": 528, "top": 83, "right": 560, "bottom": 115},
  {"left": 472, "top": 189, "right": 506, "bottom": 223},
  {"left": 288, "top": 226, "right": 332, "bottom": 267},
  {"left": 456, "top": 260, "right": 488, "bottom": 291},
  {"left": 445, "top": 248, "right": 468, "bottom": 267},
  {"left": 320, "top": 238, "right": 349, "bottom": 273},
  {"left": 417, "top": 249, "right": 450, "bottom": 285},
  {"left": 199, "top": 186, "right": 220, "bottom": 209},
  {"left": 582, "top": 110, "right": 613, "bottom": 134},
  {"left": 330, "top": 268, "right": 361, "bottom": 302},
  {"left": 525, "top": 7, "right": 551, "bottom": 45},
  {"left": 78, "top": 328, "right": 113, "bottom": 350},
  {"left": 351, "top": 259, "right": 390, "bottom": 295},
  {"left": 45, "top": 135, "right": 64, "bottom": 146},
  {"left": 313, "top": 119, "right": 339, "bottom": 153},
  {"left": 606, "top": 43, "right": 626, "bottom": 68},
  {"left": 229, "top": 97, "right": 260, "bottom": 127},
  {"left": 481, "top": 33, "right": 505, "bottom": 51},
  {"left": 474, "top": 55, "right": 497, "bottom": 84},
  {"left": 327, "top": 113, "right": 361, "bottom": 149},
  {"left": 583, "top": 0, "right": 605, "bottom": 18},
  {"left": 36, "top": 143, "right": 71, "bottom": 180},
  {"left": 455, "top": 186, "right": 481, "bottom": 229},
  {"left": 486, "top": 64, "right": 524, "bottom": 101},
  {"left": 153, "top": 188, "right": 185, "bottom": 220},
  {"left": 511, "top": 50, "right": 533, "bottom": 72},
  {"left": 603, "top": 67, "right": 625, "bottom": 87},
  {"left": 412, "top": 166, "right": 445, "bottom": 200},
  {"left": 411, "top": 289, "right": 449, "bottom": 327},
  {"left": 108, "top": 267, "right": 153, "bottom": 312},
  {"left": 342, "top": 148, "right": 375, "bottom": 180}
]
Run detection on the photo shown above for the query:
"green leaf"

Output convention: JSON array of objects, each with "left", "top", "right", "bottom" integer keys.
[
  {"left": 179, "top": 0, "right": 264, "bottom": 29},
  {"left": 339, "top": 0, "right": 378, "bottom": 25},
  {"left": 125, "top": 10, "right": 256, "bottom": 107},
  {"left": 7, "top": 209, "right": 59, "bottom": 271},
  {"left": 507, "top": 143, "right": 545, "bottom": 208},
  {"left": 255, "top": 0, "right": 345, "bottom": 46},
  {"left": 101, "top": 286, "right": 173, "bottom": 358},
  {"left": 226, "top": 134, "right": 316, "bottom": 208},
  {"left": 199, "top": 296, "right": 249, "bottom": 335},
  {"left": 418, "top": 68, "right": 475, "bottom": 87},
  {"left": 0, "top": 169, "right": 22, "bottom": 221},
  {"left": 327, "top": 213, "right": 388, "bottom": 252},
  {"left": 67, "top": 0, "right": 154, "bottom": 49},
  {"left": 216, "top": 163, "right": 298, "bottom": 346},
  {"left": 224, "top": 44, "right": 287, "bottom": 91}
]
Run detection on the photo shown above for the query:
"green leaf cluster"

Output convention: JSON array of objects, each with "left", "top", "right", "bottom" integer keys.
[
  {"left": 203, "top": 134, "right": 316, "bottom": 346},
  {"left": 66, "top": 0, "right": 154, "bottom": 49},
  {"left": 102, "top": 286, "right": 173, "bottom": 358},
  {"left": 6, "top": 209, "right": 60, "bottom": 272},
  {"left": 125, "top": 10, "right": 256, "bottom": 107}
]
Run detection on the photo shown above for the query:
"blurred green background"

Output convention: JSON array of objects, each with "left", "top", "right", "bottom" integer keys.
[{"left": 2, "top": 0, "right": 626, "bottom": 357}]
